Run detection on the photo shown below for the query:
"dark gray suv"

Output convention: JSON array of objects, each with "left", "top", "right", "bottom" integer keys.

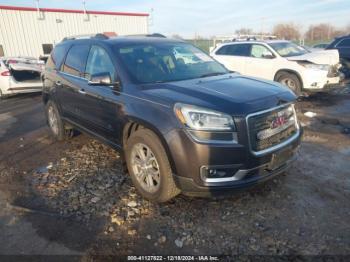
[{"left": 42, "top": 34, "right": 302, "bottom": 202}]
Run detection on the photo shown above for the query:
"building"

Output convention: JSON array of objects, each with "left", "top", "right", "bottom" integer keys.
[{"left": 0, "top": 5, "right": 149, "bottom": 58}]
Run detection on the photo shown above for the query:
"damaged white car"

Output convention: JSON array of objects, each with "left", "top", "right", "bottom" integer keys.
[
  {"left": 0, "top": 57, "right": 44, "bottom": 98},
  {"left": 210, "top": 40, "right": 343, "bottom": 95}
]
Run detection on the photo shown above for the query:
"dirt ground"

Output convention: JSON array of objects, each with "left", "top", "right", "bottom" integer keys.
[{"left": 0, "top": 86, "right": 349, "bottom": 260}]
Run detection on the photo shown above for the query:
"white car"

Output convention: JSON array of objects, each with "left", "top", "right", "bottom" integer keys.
[
  {"left": 210, "top": 40, "right": 342, "bottom": 95},
  {"left": 0, "top": 57, "right": 43, "bottom": 99}
]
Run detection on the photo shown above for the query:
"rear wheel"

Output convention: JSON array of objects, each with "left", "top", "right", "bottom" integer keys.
[
  {"left": 125, "top": 128, "right": 180, "bottom": 202},
  {"left": 276, "top": 72, "right": 302, "bottom": 96},
  {"left": 45, "top": 101, "right": 73, "bottom": 141}
]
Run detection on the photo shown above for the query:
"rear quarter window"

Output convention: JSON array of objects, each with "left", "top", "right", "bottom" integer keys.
[
  {"left": 216, "top": 44, "right": 251, "bottom": 56},
  {"left": 46, "top": 44, "right": 69, "bottom": 70},
  {"left": 62, "top": 44, "right": 90, "bottom": 77}
]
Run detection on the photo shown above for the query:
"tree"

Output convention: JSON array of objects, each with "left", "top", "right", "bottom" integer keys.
[
  {"left": 345, "top": 24, "right": 350, "bottom": 34},
  {"left": 304, "top": 23, "right": 341, "bottom": 41},
  {"left": 273, "top": 23, "right": 301, "bottom": 40},
  {"left": 235, "top": 28, "right": 253, "bottom": 35},
  {"left": 171, "top": 34, "right": 183, "bottom": 40}
]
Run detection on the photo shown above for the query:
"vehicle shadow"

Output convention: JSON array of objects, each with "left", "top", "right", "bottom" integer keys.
[{"left": 0, "top": 92, "right": 42, "bottom": 102}]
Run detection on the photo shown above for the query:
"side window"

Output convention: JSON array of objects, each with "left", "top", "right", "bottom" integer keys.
[
  {"left": 85, "top": 45, "right": 115, "bottom": 81},
  {"left": 216, "top": 45, "right": 229, "bottom": 55},
  {"left": 46, "top": 44, "right": 67, "bottom": 70},
  {"left": 250, "top": 44, "right": 274, "bottom": 58},
  {"left": 62, "top": 44, "right": 90, "bottom": 77},
  {"left": 337, "top": 38, "right": 350, "bottom": 48},
  {"left": 217, "top": 44, "right": 251, "bottom": 57},
  {"left": 227, "top": 44, "right": 251, "bottom": 56}
]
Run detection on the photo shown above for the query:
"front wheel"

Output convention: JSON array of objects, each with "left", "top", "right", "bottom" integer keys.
[
  {"left": 276, "top": 72, "right": 302, "bottom": 96},
  {"left": 125, "top": 128, "right": 180, "bottom": 202}
]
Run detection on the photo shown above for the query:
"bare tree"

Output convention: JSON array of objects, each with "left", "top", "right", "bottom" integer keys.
[
  {"left": 304, "top": 23, "right": 344, "bottom": 41},
  {"left": 345, "top": 24, "right": 350, "bottom": 34},
  {"left": 235, "top": 28, "right": 253, "bottom": 35},
  {"left": 273, "top": 23, "right": 301, "bottom": 40},
  {"left": 171, "top": 34, "right": 183, "bottom": 40}
]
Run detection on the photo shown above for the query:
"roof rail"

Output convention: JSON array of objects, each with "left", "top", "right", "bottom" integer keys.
[
  {"left": 125, "top": 33, "right": 166, "bottom": 38},
  {"left": 62, "top": 33, "right": 109, "bottom": 42}
]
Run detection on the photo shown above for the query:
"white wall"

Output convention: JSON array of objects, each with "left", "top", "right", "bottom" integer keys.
[{"left": 0, "top": 8, "right": 149, "bottom": 57}]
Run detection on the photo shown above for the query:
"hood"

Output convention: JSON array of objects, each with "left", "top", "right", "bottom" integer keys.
[
  {"left": 287, "top": 49, "right": 339, "bottom": 65},
  {"left": 141, "top": 74, "right": 296, "bottom": 115}
]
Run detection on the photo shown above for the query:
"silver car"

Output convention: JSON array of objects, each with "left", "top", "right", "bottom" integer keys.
[{"left": 0, "top": 57, "right": 43, "bottom": 98}]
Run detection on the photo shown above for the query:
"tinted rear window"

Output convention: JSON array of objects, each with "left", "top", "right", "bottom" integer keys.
[
  {"left": 216, "top": 44, "right": 251, "bottom": 56},
  {"left": 46, "top": 44, "right": 69, "bottom": 70},
  {"left": 62, "top": 44, "right": 90, "bottom": 77}
]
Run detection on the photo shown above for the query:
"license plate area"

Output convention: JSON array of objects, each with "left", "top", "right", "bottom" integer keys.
[{"left": 267, "top": 146, "right": 294, "bottom": 171}]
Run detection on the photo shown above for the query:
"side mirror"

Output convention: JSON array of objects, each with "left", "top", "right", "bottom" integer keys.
[
  {"left": 262, "top": 53, "right": 275, "bottom": 59},
  {"left": 88, "top": 72, "right": 112, "bottom": 86}
]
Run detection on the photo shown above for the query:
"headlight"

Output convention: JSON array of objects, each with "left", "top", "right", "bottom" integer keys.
[
  {"left": 174, "top": 103, "right": 235, "bottom": 131},
  {"left": 298, "top": 62, "right": 330, "bottom": 71}
]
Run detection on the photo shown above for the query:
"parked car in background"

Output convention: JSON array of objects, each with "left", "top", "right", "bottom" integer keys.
[
  {"left": 42, "top": 34, "right": 302, "bottom": 202},
  {"left": 211, "top": 40, "right": 342, "bottom": 96},
  {"left": 0, "top": 57, "right": 44, "bottom": 98},
  {"left": 302, "top": 43, "right": 330, "bottom": 52},
  {"left": 326, "top": 35, "right": 350, "bottom": 78},
  {"left": 312, "top": 43, "right": 329, "bottom": 49}
]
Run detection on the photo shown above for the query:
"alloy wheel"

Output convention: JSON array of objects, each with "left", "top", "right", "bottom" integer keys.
[
  {"left": 130, "top": 143, "right": 161, "bottom": 193},
  {"left": 48, "top": 106, "right": 59, "bottom": 135},
  {"left": 280, "top": 78, "right": 297, "bottom": 92}
]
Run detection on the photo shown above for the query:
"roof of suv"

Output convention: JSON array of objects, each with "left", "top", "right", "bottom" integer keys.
[
  {"left": 59, "top": 35, "right": 184, "bottom": 47},
  {"left": 219, "top": 40, "right": 289, "bottom": 45},
  {"left": 213, "top": 40, "right": 289, "bottom": 51}
]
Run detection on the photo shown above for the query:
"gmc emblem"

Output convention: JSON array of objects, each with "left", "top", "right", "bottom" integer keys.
[{"left": 271, "top": 115, "right": 287, "bottom": 129}]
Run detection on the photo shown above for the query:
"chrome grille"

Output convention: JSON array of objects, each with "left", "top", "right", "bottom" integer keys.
[{"left": 247, "top": 104, "right": 298, "bottom": 152}]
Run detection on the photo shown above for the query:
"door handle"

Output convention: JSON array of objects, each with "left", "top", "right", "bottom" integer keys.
[
  {"left": 55, "top": 81, "right": 62, "bottom": 86},
  {"left": 78, "top": 89, "right": 86, "bottom": 95}
]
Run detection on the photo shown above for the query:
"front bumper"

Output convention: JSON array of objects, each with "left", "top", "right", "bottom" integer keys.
[
  {"left": 302, "top": 68, "right": 342, "bottom": 91},
  {"left": 165, "top": 123, "right": 302, "bottom": 195},
  {"left": 173, "top": 153, "right": 297, "bottom": 197}
]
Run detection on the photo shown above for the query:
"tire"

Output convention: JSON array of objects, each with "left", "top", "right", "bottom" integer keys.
[
  {"left": 125, "top": 128, "right": 180, "bottom": 202},
  {"left": 45, "top": 100, "right": 73, "bottom": 141},
  {"left": 276, "top": 72, "right": 302, "bottom": 96},
  {"left": 0, "top": 89, "right": 6, "bottom": 100}
]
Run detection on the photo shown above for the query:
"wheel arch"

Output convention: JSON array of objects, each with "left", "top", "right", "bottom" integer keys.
[
  {"left": 122, "top": 117, "right": 177, "bottom": 175},
  {"left": 274, "top": 69, "right": 304, "bottom": 90}
]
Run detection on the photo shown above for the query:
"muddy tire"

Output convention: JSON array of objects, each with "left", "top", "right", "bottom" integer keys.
[
  {"left": 125, "top": 128, "right": 180, "bottom": 202},
  {"left": 276, "top": 72, "right": 302, "bottom": 96},
  {"left": 45, "top": 100, "right": 73, "bottom": 141}
]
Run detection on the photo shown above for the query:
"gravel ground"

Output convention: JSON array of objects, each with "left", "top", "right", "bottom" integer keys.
[{"left": 0, "top": 88, "right": 350, "bottom": 258}]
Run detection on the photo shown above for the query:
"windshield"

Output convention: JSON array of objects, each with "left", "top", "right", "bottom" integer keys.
[
  {"left": 269, "top": 42, "right": 309, "bottom": 57},
  {"left": 114, "top": 42, "right": 228, "bottom": 84}
]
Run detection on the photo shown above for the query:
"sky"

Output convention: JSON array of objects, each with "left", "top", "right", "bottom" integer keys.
[{"left": 0, "top": 0, "right": 349, "bottom": 38}]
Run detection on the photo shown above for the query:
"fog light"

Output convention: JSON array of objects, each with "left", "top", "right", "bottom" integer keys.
[
  {"left": 200, "top": 166, "right": 241, "bottom": 181},
  {"left": 208, "top": 169, "right": 226, "bottom": 178}
]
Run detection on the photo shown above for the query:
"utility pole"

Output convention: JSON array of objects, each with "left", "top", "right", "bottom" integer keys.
[
  {"left": 82, "top": 1, "right": 89, "bottom": 21},
  {"left": 148, "top": 8, "right": 154, "bottom": 34},
  {"left": 35, "top": 0, "right": 43, "bottom": 20},
  {"left": 260, "top": 17, "right": 266, "bottom": 40}
]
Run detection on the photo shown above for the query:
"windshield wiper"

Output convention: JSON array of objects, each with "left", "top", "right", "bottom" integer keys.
[{"left": 199, "top": 72, "right": 227, "bottom": 78}]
